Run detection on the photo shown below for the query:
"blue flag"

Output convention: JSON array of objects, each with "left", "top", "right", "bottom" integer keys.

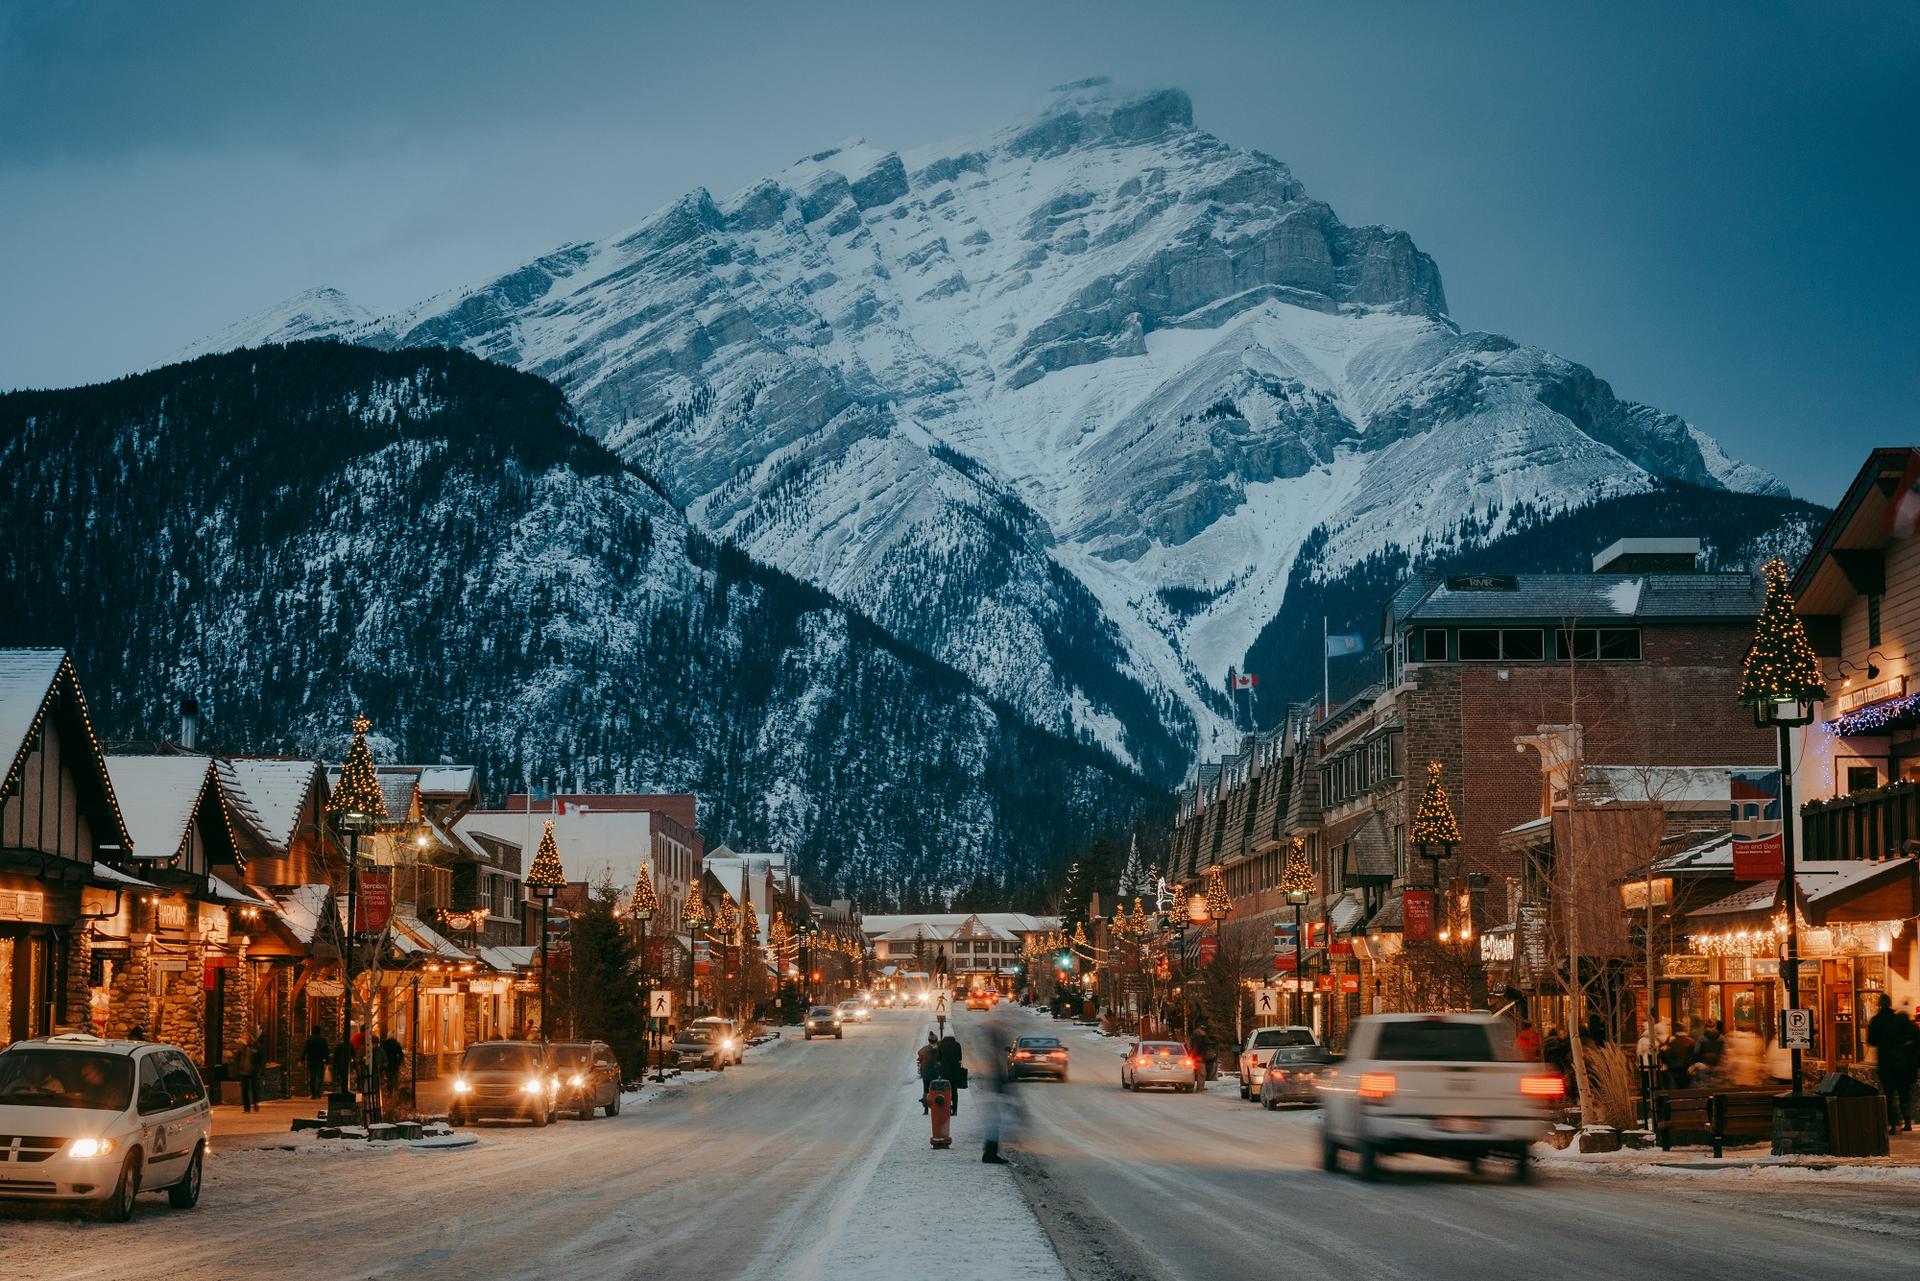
[{"left": 1325, "top": 633, "right": 1365, "bottom": 657}]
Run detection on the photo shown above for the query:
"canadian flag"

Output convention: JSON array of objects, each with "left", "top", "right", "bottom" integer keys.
[{"left": 1231, "top": 672, "right": 1258, "bottom": 690}]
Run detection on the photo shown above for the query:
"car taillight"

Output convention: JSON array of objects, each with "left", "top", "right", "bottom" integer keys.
[
  {"left": 1013, "top": 1050, "right": 1033, "bottom": 1059},
  {"left": 1181, "top": 1057, "right": 1196, "bottom": 1069},
  {"left": 1358, "top": 1072, "right": 1396, "bottom": 1101},
  {"left": 1521, "top": 1075, "right": 1566, "bottom": 1101},
  {"left": 1047, "top": 1050, "right": 1067, "bottom": 1059},
  {"left": 1136, "top": 1057, "right": 1152, "bottom": 1068}
]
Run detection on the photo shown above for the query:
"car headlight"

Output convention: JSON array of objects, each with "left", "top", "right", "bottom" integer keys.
[
  {"left": 66, "top": 1138, "right": 115, "bottom": 1159},
  {"left": 722, "top": 1038, "right": 736, "bottom": 1050},
  {"left": 523, "top": 1079, "right": 544, "bottom": 1094},
  {"left": 569, "top": 1075, "right": 584, "bottom": 1087},
  {"left": 453, "top": 1078, "right": 471, "bottom": 1094}
]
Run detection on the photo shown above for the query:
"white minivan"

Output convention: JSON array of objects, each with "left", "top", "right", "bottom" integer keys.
[{"left": 0, "top": 1033, "right": 212, "bottom": 1220}]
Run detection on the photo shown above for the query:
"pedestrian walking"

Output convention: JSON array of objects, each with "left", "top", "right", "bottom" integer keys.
[
  {"left": 1515, "top": 1020, "right": 1542, "bottom": 1061},
  {"left": 1542, "top": 1025, "right": 1573, "bottom": 1089},
  {"left": 380, "top": 1033, "right": 405, "bottom": 1111},
  {"left": 303, "top": 1029, "right": 330, "bottom": 1099},
  {"left": 229, "top": 1034, "right": 260, "bottom": 1111},
  {"left": 1866, "top": 993, "right": 1916, "bottom": 1133},
  {"left": 938, "top": 1031, "right": 965, "bottom": 1115},
  {"left": 1189, "top": 1026, "right": 1212, "bottom": 1084},
  {"left": 1660, "top": 1025, "right": 1696, "bottom": 1090},
  {"left": 1691, "top": 1021, "right": 1726, "bottom": 1087},
  {"left": 331, "top": 1039, "right": 352, "bottom": 1096}
]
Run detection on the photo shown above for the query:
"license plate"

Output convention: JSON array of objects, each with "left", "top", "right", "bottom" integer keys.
[{"left": 1434, "top": 1117, "right": 1485, "bottom": 1133}]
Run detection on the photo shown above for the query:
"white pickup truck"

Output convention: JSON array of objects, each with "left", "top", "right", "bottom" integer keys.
[
  {"left": 1318, "top": 1013, "right": 1563, "bottom": 1182},
  {"left": 1237, "top": 1025, "right": 1316, "bottom": 1099}
]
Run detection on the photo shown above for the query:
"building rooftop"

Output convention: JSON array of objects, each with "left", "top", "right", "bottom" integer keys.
[{"left": 1395, "top": 572, "right": 1762, "bottom": 624}]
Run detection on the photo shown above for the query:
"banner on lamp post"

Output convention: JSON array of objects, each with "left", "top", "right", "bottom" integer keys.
[
  {"left": 1731, "top": 832, "right": 1785, "bottom": 880},
  {"left": 1403, "top": 890, "right": 1435, "bottom": 943},
  {"left": 356, "top": 872, "right": 392, "bottom": 934}
]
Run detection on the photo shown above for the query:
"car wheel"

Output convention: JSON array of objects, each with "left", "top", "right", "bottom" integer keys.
[
  {"left": 805, "top": 1032, "right": 812, "bottom": 1040},
  {"left": 1357, "top": 1143, "right": 1380, "bottom": 1182},
  {"left": 1463, "top": 1155, "right": 1480, "bottom": 1175},
  {"left": 1121, "top": 1078, "right": 1131, "bottom": 1090},
  {"left": 1262, "top": 1096, "right": 1277, "bottom": 1111},
  {"left": 1239, "top": 1081, "right": 1250, "bottom": 1100},
  {"left": 606, "top": 1095, "right": 621, "bottom": 1117},
  {"left": 836, "top": 1031, "right": 843, "bottom": 1039},
  {"left": 1321, "top": 1138, "right": 1341, "bottom": 1172},
  {"left": 101, "top": 1150, "right": 140, "bottom": 1222},
  {"left": 167, "top": 1144, "right": 204, "bottom": 1210},
  {"left": 1512, "top": 1150, "right": 1531, "bottom": 1185},
  {"left": 530, "top": 1105, "right": 548, "bottom": 1128},
  {"left": 449, "top": 1106, "right": 465, "bottom": 1127},
  {"left": 1060, "top": 1073, "right": 1068, "bottom": 1084}
]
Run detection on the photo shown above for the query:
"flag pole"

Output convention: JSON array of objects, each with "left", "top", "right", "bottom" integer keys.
[{"left": 1323, "top": 616, "right": 1330, "bottom": 719}]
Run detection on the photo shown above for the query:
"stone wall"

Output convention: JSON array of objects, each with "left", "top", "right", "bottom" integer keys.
[
  {"left": 157, "top": 939, "right": 206, "bottom": 1060},
  {"left": 103, "top": 938, "right": 155, "bottom": 1040}
]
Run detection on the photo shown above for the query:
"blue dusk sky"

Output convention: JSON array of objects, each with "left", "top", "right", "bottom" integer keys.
[{"left": 1, "top": 0, "right": 1913, "bottom": 501}]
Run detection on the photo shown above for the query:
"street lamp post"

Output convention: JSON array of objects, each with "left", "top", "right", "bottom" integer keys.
[
  {"left": 527, "top": 819, "right": 567, "bottom": 1040},
  {"left": 630, "top": 864, "right": 657, "bottom": 1078},
  {"left": 1737, "top": 559, "right": 1827, "bottom": 1105},
  {"left": 326, "top": 715, "right": 389, "bottom": 1119},
  {"left": 1280, "top": 837, "right": 1316, "bottom": 1029}
]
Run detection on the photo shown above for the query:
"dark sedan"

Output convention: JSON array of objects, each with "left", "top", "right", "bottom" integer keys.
[
  {"left": 1007, "top": 1035, "right": 1070, "bottom": 1082},
  {"left": 672, "top": 1025, "right": 728, "bottom": 1070}
]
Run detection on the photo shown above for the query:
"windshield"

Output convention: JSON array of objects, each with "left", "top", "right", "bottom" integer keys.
[
  {"left": 0, "top": 1049, "right": 134, "bottom": 1110},
  {"left": 677, "top": 1027, "right": 718, "bottom": 1042},
  {"left": 1269, "top": 1046, "right": 1334, "bottom": 1066},
  {"left": 1374, "top": 1021, "right": 1502, "bottom": 1062},
  {"left": 549, "top": 1045, "right": 591, "bottom": 1068},
  {"left": 1252, "top": 1029, "right": 1314, "bottom": 1049},
  {"left": 808, "top": 1008, "right": 835, "bottom": 1017},
  {"left": 1140, "top": 1043, "right": 1185, "bottom": 1055},
  {"left": 462, "top": 1044, "right": 540, "bottom": 1072}
]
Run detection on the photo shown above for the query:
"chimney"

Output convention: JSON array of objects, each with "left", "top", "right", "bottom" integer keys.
[
  {"left": 1592, "top": 537, "right": 1702, "bottom": 574},
  {"left": 178, "top": 696, "right": 200, "bottom": 751}
]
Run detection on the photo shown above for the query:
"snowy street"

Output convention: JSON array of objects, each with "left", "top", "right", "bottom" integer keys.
[{"left": 3, "top": 1008, "right": 1919, "bottom": 1280}]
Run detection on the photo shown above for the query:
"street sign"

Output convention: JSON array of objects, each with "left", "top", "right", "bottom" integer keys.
[
  {"left": 649, "top": 990, "right": 673, "bottom": 1019},
  {"left": 1253, "top": 987, "right": 1280, "bottom": 1019},
  {"left": 931, "top": 990, "right": 951, "bottom": 1019},
  {"left": 1782, "top": 1007, "right": 1813, "bottom": 1050}
]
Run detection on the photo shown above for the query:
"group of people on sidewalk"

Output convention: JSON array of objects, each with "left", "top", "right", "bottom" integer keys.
[
  {"left": 296, "top": 1025, "right": 406, "bottom": 1110},
  {"left": 1866, "top": 994, "right": 1918, "bottom": 1134},
  {"left": 915, "top": 1030, "right": 966, "bottom": 1112}
]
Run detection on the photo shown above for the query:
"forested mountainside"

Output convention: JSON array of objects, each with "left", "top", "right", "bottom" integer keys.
[{"left": 0, "top": 342, "right": 1162, "bottom": 905}]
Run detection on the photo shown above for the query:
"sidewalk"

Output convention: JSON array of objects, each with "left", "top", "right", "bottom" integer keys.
[{"left": 212, "top": 1078, "right": 457, "bottom": 1149}]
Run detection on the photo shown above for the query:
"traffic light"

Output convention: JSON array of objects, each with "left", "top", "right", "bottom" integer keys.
[{"left": 1056, "top": 950, "right": 1073, "bottom": 972}]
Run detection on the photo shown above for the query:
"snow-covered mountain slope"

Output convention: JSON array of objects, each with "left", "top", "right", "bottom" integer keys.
[
  {"left": 0, "top": 343, "right": 1159, "bottom": 903},
  {"left": 186, "top": 78, "right": 1783, "bottom": 775}
]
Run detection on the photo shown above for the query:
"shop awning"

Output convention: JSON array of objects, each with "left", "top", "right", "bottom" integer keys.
[
  {"left": 1685, "top": 858, "right": 1919, "bottom": 928},
  {"left": 477, "top": 944, "right": 536, "bottom": 973}
]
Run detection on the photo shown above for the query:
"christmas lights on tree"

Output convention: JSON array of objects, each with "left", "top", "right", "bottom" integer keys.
[
  {"left": 683, "top": 894, "right": 708, "bottom": 930},
  {"left": 715, "top": 892, "right": 739, "bottom": 937},
  {"left": 527, "top": 819, "right": 566, "bottom": 894},
  {"left": 1410, "top": 761, "right": 1462, "bottom": 850},
  {"left": 769, "top": 912, "right": 790, "bottom": 950},
  {"left": 1738, "top": 559, "right": 1829, "bottom": 710},
  {"left": 629, "top": 863, "right": 658, "bottom": 919},
  {"left": 1204, "top": 864, "right": 1230, "bottom": 920},
  {"left": 327, "top": 715, "right": 390, "bottom": 831},
  {"left": 1279, "top": 835, "right": 1316, "bottom": 900},
  {"left": 1129, "top": 898, "right": 1149, "bottom": 936}
]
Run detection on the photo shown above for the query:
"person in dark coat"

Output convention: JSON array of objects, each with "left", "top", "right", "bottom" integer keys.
[
  {"left": 1866, "top": 993, "right": 1917, "bottom": 1133},
  {"left": 229, "top": 1035, "right": 260, "bottom": 1112},
  {"left": 303, "top": 1030, "right": 331, "bottom": 1099},
  {"left": 1660, "top": 1026, "right": 1697, "bottom": 1090},
  {"left": 331, "top": 1039, "right": 352, "bottom": 1095},
  {"left": 1542, "top": 1026, "right": 1573, "bottom": 1088},
  {"left": 1582, "top": 1011, "right": 1609, "bottom": 1047},
  {"left": 1189, "top": 1026, "right": 1212, "bottom": 1084},
  {"left": 937, "top": 1033, "right": 965, "bottom": 1114},
  {"left": 1692, "top": 1021, "right": 1726, "bottom": 1087},
  {"left": 916, "top": 1033, "right": 940, "bottom": 1112},
  {"left": 380, "top": 1034, "right": 405, "bottom": 1110}
]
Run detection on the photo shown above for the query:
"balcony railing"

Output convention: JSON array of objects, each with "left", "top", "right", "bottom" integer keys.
[{"left": 1801, "top": 782, "right": 1920, "bottom": 862}]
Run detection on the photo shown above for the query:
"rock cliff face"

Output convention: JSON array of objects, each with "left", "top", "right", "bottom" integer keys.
[
  {"left": 183, "top": 78, "right": 1783, "bottom": 775},
  {"left": 0, "top": 344, "right": 1159, "bottom": 903}
]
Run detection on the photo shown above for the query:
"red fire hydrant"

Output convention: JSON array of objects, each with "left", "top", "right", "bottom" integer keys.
[{"left": 927, "top": 1077, "right": 954, "bottom": 1149}]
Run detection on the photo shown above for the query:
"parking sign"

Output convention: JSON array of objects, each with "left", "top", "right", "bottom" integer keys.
[{"left": 1782, "top": 1007, "right": 1812, "bottom": 1050}]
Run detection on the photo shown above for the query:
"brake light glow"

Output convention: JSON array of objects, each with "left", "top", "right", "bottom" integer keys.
[
  {"left": 1358, "top": 1072, "right": 1396, "bottom": 1100},
  {"left": 1521, "top": 1075, "right": 1566, "bottom": 1100},
  {"left": 1135, "top": 1057, "right": 1153, "bottom": 1068},
  {"left": 1047, "top": 1050, "right": 1068, "bottom": 1059},
  {"left": 1013, "top": 1050, "right": 1033, "bottom": 1059},
  {"left": 1181, "top": 1057, "right": 1196, "bottom": 1069}
]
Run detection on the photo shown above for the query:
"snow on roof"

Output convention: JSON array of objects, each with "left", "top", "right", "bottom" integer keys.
[
  {"left": 90, "top": 861, "right": 158, "bottom": 889},
  {"left": 273, "top": 885, "right": 332, "bottom": 945},
  {"left": 0, "top": 648, "right": 65, "bottom": 783},
  {"left": 860, "top": 913, "right": 1058, "bottom": 937},
  {"left": 106, "top": 755, "right": 214, "bottom": 861},
  {"left": 221, "top": 758, "right": 321, "bottom": 850},
  {"left": 1398, "top": 573, "right": 1762, "bottom": 623},
  {"left": 1653, "top": 832, "right": 1735, "bottom": 872},
  {"left": 415, "top": 767, "right": 477, "bottom": 796},
  {"left": 207, "top": 873, "right": 272, "bottom": 907},
  {"left": 392, "top": 914, "right": 467, "bottom": 960},
  {"left": 478, "top": 945, "right": 536, "bottom": 972},
  {"left": 459, "top": 808, "right": 655, "bottom": 892}
]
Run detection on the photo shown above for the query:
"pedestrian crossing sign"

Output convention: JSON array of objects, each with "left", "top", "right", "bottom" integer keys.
[
  {"left": 1253, "top": 987, "right": 1280, "bottom": 1018},
  {"left": 650, "top": 990, "right": 673, "bottom": 1019},
  {"left": 932, "top": 991, "right": 952, "bottom": 1018}
]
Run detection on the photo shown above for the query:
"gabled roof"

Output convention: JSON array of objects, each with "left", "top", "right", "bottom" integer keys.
[
  {"left": 106, "top": 754, "right": 231, "bottom": 865},
  {"left": 1791, "top": 447, "right": 1918, "bottom": 611},
  {"left": 220, "top": 758, "right": 325, "bottom": 852},
  {"left": 0, "top": 648, "right": 130, "bottom": 853}
]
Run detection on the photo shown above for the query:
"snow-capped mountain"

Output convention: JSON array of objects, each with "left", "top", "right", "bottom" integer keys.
[
  {"left": 0, "top": 343, "right": 1158, "bottom": 903},
  {"left": 186, "top": 78, "right": 1784, "bottom": 777}
]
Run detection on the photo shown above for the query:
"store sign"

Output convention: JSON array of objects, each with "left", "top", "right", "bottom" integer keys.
[
  {"left": 1403, "top": 890, "right": 1435, "bottom": 943},
  {"left": 1662, "top": 955, "right": 1711, "bottom": 979},
  {"left": 1341, "top": 975, "right": 1360, "bottom": 993},
  {"left": 1731, "top": 833, "right": 1785, "bottom": 881},
  {"left": 1620, "top": 877, "right": 1673, "bottom": 910},
  {"left": 155, "top": 900, "right": 189, "bottom": 931},
  {"left": 1272, "top": 922, "right": 1297, "bottom": 953},
  {"left": 1196, "top": 935, "right": 1218, "bottom": 966},
  {"left": 1445, "top": 574, "right": 1519, "bottom": 592},
  {"left": 1835, "top": 675, "right": 1907, "bottom": 714},
  {"left": 0, "top": 889, "right": 45, "bottom": 922}
]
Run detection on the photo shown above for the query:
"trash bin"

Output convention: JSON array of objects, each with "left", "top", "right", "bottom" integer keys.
[{"left": 1819, "top": 1072, "right": 1889, "bottom": 1158}]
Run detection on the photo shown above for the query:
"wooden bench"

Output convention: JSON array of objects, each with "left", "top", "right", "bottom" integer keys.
[{"left": 1654, "top": 1088, "right": 1776, "bottom": 1156}]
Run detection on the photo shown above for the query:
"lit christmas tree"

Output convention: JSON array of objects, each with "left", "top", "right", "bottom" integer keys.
[
  {"left": 1411, "top": 761, "right": 1462, "bottom": 850},
  {"left": 630, "top": 863, "right": 659, "bottom": 919},
  {"left": 527, "top": 819, "right": 566, "bottom": 894},
  {"left": 1738, "top": 559, "right": 1829, "bottom": 709},
  {"left": 327, "top": 715, "right": 390, "bottom": 830},
  {"left": 1279, "top": 835, "right": 1316, "bottom": 899},
  {"left": 682, "top": 894, "right": 708, "bottom": 931},
  {"left": 1204, "top": 864, "right": 1230, "bottom": 920}
]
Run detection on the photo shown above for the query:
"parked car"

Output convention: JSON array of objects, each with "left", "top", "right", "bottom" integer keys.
[
  {"left": 671, "top": 1025, "right": 729, "bottom": 1070},
  {"left": 1319, "top": 1013, "right": 1562, "bottom": 1182},
  {"left": 0, "top": 1033, "right": 210, "bottom": 1220},
  {"left": 1006, "top": 1035, "right": 1069, "bottom": 1082},
  {"left": 1238, "top": 1025, "right": 1317, "bottom": 1099},
  {"left": 691, "top": 1016, "right": 744, "bottom": 1065},
  {"left": 549, "top": 1040, "right": 622, "bottom": 1119},
  {"left": 1121, "top": 1040, "right": 1198, "bottom": 1093},
  {"left": 804, "top": 1006, "right": 844, "bottom": 1040},
  {"left": 449, "top": 1040, "right": 560, "bottom": 1126},
  {"left": 1259, "top": 1044, "right": 1337, "bottom": 1109},
  {"left": 836, "top": 999, "right": 870, "bottom": 1024}
]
